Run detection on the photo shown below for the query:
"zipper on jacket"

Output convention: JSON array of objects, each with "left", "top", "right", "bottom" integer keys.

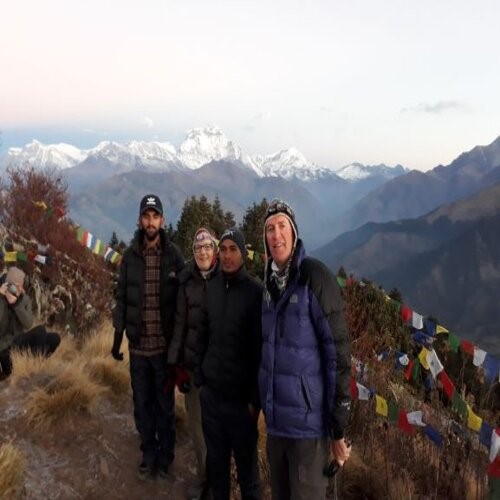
[{"left": 300, "top": 376, "right": 312, "bottom": 413}]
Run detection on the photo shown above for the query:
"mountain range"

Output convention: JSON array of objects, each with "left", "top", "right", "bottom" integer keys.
[{"left": 0, "top": 126, "right": 407, "bottom": 248}]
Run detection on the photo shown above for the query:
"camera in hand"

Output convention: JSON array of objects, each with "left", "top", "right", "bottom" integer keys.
[
  {"left": 7, "top": 283, "right": 19, "bottom": 296},
  {"left": 323, "top": 439, "right": 352, "bottom": 478}
]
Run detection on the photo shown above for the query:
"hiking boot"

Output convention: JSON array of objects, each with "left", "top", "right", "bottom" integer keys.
[
  {"left": 187, "top": 480, "right": 209, "bottom": 500},
  {"left": 138, "top": 462, "right": 154, "bottom": 481},
  {"left": 157, "top": 464, "right": 174, "bottom": 482}
]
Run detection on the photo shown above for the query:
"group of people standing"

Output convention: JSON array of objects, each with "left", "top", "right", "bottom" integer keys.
[{"left": 112, "top": 194, "right": 352, "bottom": 500}]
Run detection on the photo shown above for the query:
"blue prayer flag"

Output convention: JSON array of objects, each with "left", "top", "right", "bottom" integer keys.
[
  {"left": 424, "top": 425, "right": 442, "bottom": 447},
  {"left": 480, "top": 421, "right": 493, "bottom": 449}
]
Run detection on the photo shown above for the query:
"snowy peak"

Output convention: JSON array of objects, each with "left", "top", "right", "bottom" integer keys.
[
  {"left": 246, "top": 147, "right": 334, "bottom": 181},
  {"left": 178, "top": 126, "right": 242, "bottom": 169},
  {"left": 335, "top": 162, "right": 407, "bottom": 181},
  {"left": 5, "top": 140, "right": 87, "bottom": 170}
]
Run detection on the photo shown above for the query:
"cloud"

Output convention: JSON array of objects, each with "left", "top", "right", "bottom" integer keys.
[
  {"left": 243, "top": 111, "right": 271, "bottom": 131},
  {"left": 141, "top": 116, "right": 154, "bottom": 128},
  {"left": 320, "top": 105, "right": 333, "bottom": 113},
  {"left": 401, "top": 100, "right": 467, "bottom": 114},
  {"left": 253, "top": 111, "right": 271, "bottom": 121}
]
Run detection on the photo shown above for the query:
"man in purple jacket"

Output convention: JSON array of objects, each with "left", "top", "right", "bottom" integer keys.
[{"left": 259, "top": 199, "right": 352, "bottom": 500}]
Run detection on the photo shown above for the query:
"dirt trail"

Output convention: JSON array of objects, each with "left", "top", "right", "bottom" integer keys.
[{"left": 0, "top": 380, "right": 200, "bottom": 499}]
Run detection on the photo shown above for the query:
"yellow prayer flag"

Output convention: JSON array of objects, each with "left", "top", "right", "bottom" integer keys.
[
  {"left": 33, "top": 200, "right": 48, "bottom": 211},
  {"left": 4, "top": 252, "right": 17, "bottom": 262},
  {"left": 436, "top": 324, "right": 449, "bottom": 334},
  {"left": 419, "top": 347, "right": 431, "bottom": 370},
  {"left": 247, "top": 249, "right": 255, "bottom": 261},
  {"left": 466, "top": 405, "right": 482, "bottom": 432},
  {"left": 375, "top": 395, "right": 388, "bottom": 417}
]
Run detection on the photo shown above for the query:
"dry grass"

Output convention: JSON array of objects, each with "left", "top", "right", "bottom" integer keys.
[
  {"left": 8, "top": 335, "right": 75, "bottom": 385},
  {"left": 0, "top": 443, "right": 25, "bottom": 497},
  {"left": 85, "top": 357, "right": 130, "bottom": 395},
  {"left": 24, "top": 364, "right": 107, "bottom": 430}
]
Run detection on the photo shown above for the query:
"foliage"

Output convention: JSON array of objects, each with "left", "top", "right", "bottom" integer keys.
[
  {"left": 174, "top": 195, "right": 235, "bottom": 257},
  {"left": 0, "top": 166, "right": 113, "bottom": 334},
  {"left": 240, "top": 198, "right": 269, "bottom": 279}
]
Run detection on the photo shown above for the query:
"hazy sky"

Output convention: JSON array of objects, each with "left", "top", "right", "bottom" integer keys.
[{"left": 1, "top": 0, "right": 499, "bottom": 171}]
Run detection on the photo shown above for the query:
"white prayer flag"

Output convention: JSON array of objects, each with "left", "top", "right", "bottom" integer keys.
[
  {"left": 406, "top": 411, "right": 426, "bottom": 427},
  {"left": 412, "top": 312, "right": 423, "bottom": 330},
  {"left": 473, "top": 347, "right": 487, "bottom": 367},
  {"left": 427, "top": 349, "right": 444, "bottom": 379}
]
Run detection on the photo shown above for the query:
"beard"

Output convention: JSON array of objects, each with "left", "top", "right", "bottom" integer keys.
[{"left": 144, "top": 226, "right": 160, "bottom": 241}]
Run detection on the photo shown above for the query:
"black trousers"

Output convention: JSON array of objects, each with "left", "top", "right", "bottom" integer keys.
[
  {"left": 129, "top": 352, "right": 175, "bottom": 468},
  {"left": 13, "top": 325, "right": 60, "bottom": 356},
  {"left": 1, "top": 325, "right": 60, "bottom": 380},
  {"left": 0, "top": 348, "right": 13, "bottom": 379},
  {"left": 200, "top": 386, "right": 260, "bottom": 500}
]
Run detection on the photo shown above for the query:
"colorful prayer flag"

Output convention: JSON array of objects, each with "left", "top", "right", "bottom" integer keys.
[
  {"left": 424, "top": 425, "right": 442, "bottom": 447},
  {"left": 388, "top": 401, "right": 399, "bottom": 422},
  {"left": 484, "top": 355, "right": 500, "bottom": 384},
  {"left": 427, "top": 349, "right": 444, "bottom": 379},
  {"left": 490, "top": 429, "right": 500, "bottom": 463},
  {"left": 4, "top": 252, "right": 17, "bottom": 262},
  {"left": 406, "top": 411, "right": 426, "bottom": 427},
  {"left": 350, "top": 378, "right": 358, "bottom": 400},
  {"left": 401, "top": 305, "right": 412, "bottom": 323},
  {"left": 419, "top": 347, "right": 431, "bottom": 371},
  {"left": 375, "top": 395, "right": 388, "bottom": 417},
  {"left": 336, "top": 276, "right": 346, "bottom": 288},
  {"left": 480, "top": 422, "right": 494, "bottom": 449},
  {"left": 473, "top": 347, "right": 487, "bottom": 367},
  {"left": 460, "top": 339, "right": 474, "bottom": 356},
  {"left": 356, "top": 382, "right": 372, "bottom": 401},
  {"left": 404, "top": 359, "right": 414, "bottom": 381},
  {"left": 448, "top": 333, "right": 460, "bottom": 353},
  {"left": 451, "top": 392, "right": 468, "bottom": 419},
  {"left": 412, "top": 311, "right": 423, "bottom": 330},
  {"left": 436, "top": 324, "right": 449, "bottom": 334},
  {"left": 467, "top": 405, "right": 483, "bottom": 432},
  {"left": 398, "top": 410, "right": 414, "bottom": 435},
  {"left": 439, "top": 371, "right": 455, "bottom": 400}
]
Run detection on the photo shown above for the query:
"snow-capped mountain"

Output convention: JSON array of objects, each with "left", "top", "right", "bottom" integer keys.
[
  {"left": 87, "top": 140, "right": 179, "bottom": 170},
  {"left": 0, "top": 126, "right": 406, "bottom": 185},
  {"left": 335, "top": 162, "right": 407, "bottom": 181},
  {"left": 245, "top": 147, "right": 335, "bottom": 181},
  {"left": 3, "top": 140, "right": 87, "bottom": 170},
  {"left": 178, "top": 126, "right": 242, "bottom": 169}
]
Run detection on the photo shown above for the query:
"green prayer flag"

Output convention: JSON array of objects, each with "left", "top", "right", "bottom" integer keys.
[
  {"left": 388, "top": 401, "right": 399, "bottom": 422},
  {"left": 336, "top": 276, "right": 346, "bottom": 288},
  {"left": 448, "top": 333, "right": 460, "bottom": 353},
  {"left": 391, "top": 300, "right": 401, "bottom": 312},
  {"left": 412, "top": 357, "right": 420, "bottom": 381},
  {"left": 254, "top": 252, "right": 261, "bottom": 264},
  {"left": 452, "top": 392, "right": 468, "bottom": 419},
  {"left": 45, "top": 207, "right": 54, "bottom": 218},
  {"left": 76, "top": 227, "right": 84, "bottom": 243},
  {"left": 16, "top": 252, "right": 28, "bottom": 262}
]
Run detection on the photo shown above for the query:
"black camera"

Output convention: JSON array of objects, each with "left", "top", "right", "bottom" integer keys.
[{"left": 324, "top": 439, "right": 352, "bottom": 478}]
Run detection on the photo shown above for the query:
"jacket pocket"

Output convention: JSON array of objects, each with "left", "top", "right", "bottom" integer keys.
[{"left": 300, "top": 375, "right": 312, "bottom": 413}]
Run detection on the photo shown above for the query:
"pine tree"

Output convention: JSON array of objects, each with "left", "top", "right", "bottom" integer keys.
[
  {"left": 109, "top": 231, "right": 119, "bottom": 250},
  {"left": 240, "top": 198, "right": 269, "bottom": 279}
]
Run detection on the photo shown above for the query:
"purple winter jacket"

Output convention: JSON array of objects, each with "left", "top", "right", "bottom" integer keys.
[{"left": 258, "top": 240, "right": 351, "bottom": 440}]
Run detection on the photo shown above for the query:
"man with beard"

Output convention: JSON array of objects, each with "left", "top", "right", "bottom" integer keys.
[{"left": 112, "top": 194, "right": 184, "bottom": 481}]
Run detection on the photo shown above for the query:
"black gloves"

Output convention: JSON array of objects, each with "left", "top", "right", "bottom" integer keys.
[{"left": 111, "top": 330, "right": 124, "bottom": 361}]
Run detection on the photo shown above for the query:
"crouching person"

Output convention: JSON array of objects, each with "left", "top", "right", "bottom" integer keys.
[
  {"left": 0, "top": 266, "right": 33, "bottom": 380},
  {"left": 195, "top": 229, "right": 263, "bottom": 500}
]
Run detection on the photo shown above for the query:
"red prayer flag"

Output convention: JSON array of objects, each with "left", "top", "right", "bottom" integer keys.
[
  {"left": 460, "top": 340, "right": 475, "bottom": 356},
  {"left": 401, "top": 305, "right": 412, "bottom": 323},
  {"left": 439, "top": 371, "right": 455, "bottom": 400},
  {"left": 405, "top": 359, "right": 414, "bottom": 381},
  {"left": 350, "top": 378, "right": 359, "bottom": 400},
  {"left": 398, "top": 410, "right": 414, "bottom": 435},
  {"left": 488, "top": 457, "right": 500, "bottom": 478}
]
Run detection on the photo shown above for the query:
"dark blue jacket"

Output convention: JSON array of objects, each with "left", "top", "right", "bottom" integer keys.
[{"left": 259, "top": 240, "right": 351, "bottom": 439}]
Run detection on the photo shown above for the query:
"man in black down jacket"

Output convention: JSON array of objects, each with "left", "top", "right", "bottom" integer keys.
[
  {"left": 111, "top": 194, "right": 184, "bottom": 481},
  {"left": 167, "top": 227, "right": 220, "bottom": 499},
  {"left": 195, "top": 228, "right": 263, "bottom": 500}
]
